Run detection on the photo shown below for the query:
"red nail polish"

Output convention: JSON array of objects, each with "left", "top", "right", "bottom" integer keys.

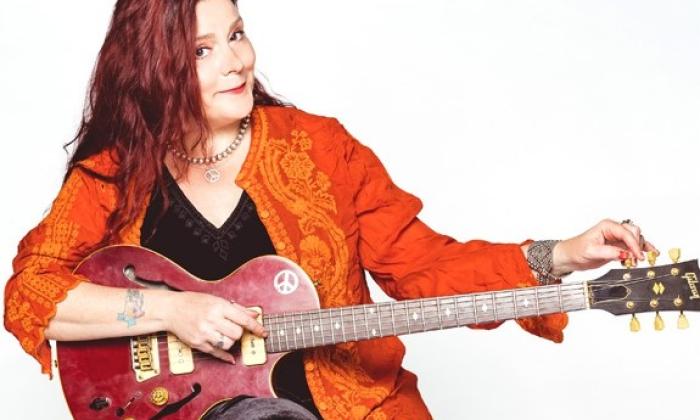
[{"left": 618, "top": 251, "right": 628, "bottom": 260}]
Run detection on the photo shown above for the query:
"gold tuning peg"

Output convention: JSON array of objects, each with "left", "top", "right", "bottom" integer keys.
[
  {"left": 630, "top": 314, "right": 641, "bottom": 332},
  {"left": 669, "top": 248, "right": 681, "bottom": 264},
  {"left": 646, "top": 251, "right": 658, "bottom": 267},
  {"left": 624, "top": 258, "right": 635, "bottom": 269},
  {"left": 654, "top": 312, "right": 665, "bottom": 331},
  {"left": 678, "top": 311, "right": 689, "bottom": 329}
]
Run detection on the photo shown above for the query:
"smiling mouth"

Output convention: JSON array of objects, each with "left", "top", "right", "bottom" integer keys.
[{"left": 221, "top": 82, "right": 246, "bottom": 93}]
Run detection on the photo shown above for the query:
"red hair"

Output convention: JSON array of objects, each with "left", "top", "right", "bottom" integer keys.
[{"left": 66, "top": 0, "right": 287, "bottom": 244}]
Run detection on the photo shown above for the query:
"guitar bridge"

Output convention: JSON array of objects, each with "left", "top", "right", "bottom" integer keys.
[{"left": 131, "top": 335, "right": 161, "bottom": 382}]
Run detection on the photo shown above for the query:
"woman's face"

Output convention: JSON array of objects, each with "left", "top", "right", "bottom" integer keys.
[{"left": 195, "top": 0, "right": 255, "bottom": 129}]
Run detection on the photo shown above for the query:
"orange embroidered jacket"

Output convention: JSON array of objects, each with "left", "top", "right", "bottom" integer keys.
[{"left": 4, "top": 105, "right": 567, "bottom": 419}]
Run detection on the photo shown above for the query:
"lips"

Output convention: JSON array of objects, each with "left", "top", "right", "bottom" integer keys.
[{"left": 221, "top": 81, "right": 246, "bottom": 94}]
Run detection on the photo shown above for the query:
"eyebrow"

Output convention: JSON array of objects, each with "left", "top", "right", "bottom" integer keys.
[{"left": 196, "top": 17, "right": 243, "bottom": 41}]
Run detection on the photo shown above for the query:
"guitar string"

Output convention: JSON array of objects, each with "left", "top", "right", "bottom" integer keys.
[
  {"left": 148, "top": 294, "right": 586, "bottom": 358},
  {"left": 262, "top": 284, "right": 585, "bottom": 319},
  {"left": 262, "top": 272, "right": 678, "bottom": 325},
  {"left": 152, "top": 295, "right": 586, "bottom": 357},
  {"left": 147, "top": 289, "right": 585, "bottom": 344},
  {"left": 141, "top": 274, "right": 684, "bottom": 359}
]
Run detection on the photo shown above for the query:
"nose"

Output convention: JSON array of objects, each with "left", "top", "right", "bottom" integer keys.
[{"left": 221, "top": 44, "right": 244, "bottom": 75}]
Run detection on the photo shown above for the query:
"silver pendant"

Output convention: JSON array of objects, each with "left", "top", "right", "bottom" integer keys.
[{"left": 204, "top": 167, "right": 221, "bottom": 183}]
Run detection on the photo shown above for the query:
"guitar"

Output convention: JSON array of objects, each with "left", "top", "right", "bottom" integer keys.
[{"left": 56, "top": 245, "right": 700, "bottom": 419}]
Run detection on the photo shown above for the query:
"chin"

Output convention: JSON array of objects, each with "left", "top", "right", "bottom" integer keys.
[{"left": 209, "top": 98, "right": 254, "bottom": 124}]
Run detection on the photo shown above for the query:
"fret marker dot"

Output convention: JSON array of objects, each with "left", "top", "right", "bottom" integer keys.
[
  {"left": 296, "top": 328, "right": 301, "bottom": 334},
  {"left": 279, "top": 330, "right": 285, "bottom": 336},
  {"left": 371, "top": 329, "right": 377, "bottom": 336},
  {"left": 369, "top": 308, "right": 375, "bottom": 314},
  {"left": 335, "top": 322, "right": 340, "bottom": 329},
  {"left": 445, "top": 308, "right": 451, "bottom": 316},
  {"left": 481, "top": 304, "right": 488, "bottom": 312},
  {"left": 412, "top": 312, "right": 419, "bottom": 321},
  {"left": 314, "top": 325, "right": 319, "bottom": 332},
  {"left": 522, "top": 298, "right": 530, "bottom": 308}
]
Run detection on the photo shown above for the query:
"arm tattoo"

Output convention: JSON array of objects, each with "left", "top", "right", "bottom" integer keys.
[{"left": 117, "top": 289, "right": 145, "bottom": 328}]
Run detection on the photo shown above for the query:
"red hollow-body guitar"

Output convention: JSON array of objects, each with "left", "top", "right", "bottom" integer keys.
[{"left": 57, "top": 245, "right": 700, "bottom": 419}]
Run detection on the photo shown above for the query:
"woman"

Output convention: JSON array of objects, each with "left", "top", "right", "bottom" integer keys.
[{"left": 4, "top": 0, "right": 656, "bottom": 418}]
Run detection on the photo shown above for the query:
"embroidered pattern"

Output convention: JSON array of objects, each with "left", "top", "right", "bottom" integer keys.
[{"left": 242, "top": 108, "right": 392, "bottom": 419}]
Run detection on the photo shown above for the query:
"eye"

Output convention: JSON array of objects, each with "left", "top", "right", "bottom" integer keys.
[
  {"left": 195, "top": 46, "right": 211, "bottom": 59},
  {"left": 230, "top": 30, "right": 246, "bottom": 42}
]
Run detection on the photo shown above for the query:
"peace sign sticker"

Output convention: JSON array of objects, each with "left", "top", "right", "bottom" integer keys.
[{"left": 273, "top": 269, "right": 299, "bottom": 295}]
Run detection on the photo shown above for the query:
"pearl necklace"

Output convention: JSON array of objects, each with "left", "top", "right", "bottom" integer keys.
[{"left": 167, "top": 115, "right": 250, "bottom": 183}]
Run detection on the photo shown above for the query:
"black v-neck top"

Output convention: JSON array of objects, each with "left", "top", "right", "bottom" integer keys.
[
  {"left": 141, "top": 170, "right": 276, "bottom": 280},
  {"left": 140, "top": 171, "right": 320, "bottom": 418}
]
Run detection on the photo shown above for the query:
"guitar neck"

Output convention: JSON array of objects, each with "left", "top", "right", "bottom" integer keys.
[{"left": 262, "top": 282, "right": 589, "bottom": 353}]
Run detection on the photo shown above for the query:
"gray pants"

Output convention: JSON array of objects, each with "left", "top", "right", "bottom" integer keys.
[{"left": 204, "top": 397, "right": 320, "bottom": 420}]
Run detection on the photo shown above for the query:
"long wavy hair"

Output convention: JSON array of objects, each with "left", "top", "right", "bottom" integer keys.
[{"left": 65, "top": 0, "right": 287, "bottom": 245}]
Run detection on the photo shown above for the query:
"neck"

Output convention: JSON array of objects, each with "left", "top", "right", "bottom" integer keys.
[
  {"left": 184, "top": 118, "right": 244, "bottom": 157},
  {"left": 261, "top": 282, "right": 590, "bottom": 353}
]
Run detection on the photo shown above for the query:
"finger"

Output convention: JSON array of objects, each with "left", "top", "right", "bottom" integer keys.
[
  {"left": 224, "top": 304, "right": 267, "bottom": 337},
  {"left": 200, "top": 342, "right": 236, "bottom": 364},
  {"left": 642, "top": 239, "right": 659, "bottom": 255},
  {"left": 604, "top": 222, "right": 644, "bottom": 259},
  {"left": 620, "top": 222, "right": 641, "bottom": 244},
  {"left": 208, "top": 330, "right": 234, "bottom": 351},
  {"left": 587, "top": 244, "right": 632, "bottom": 262},
  {"left": 214, "top": 319, "right": 244, "bottom": 341}
]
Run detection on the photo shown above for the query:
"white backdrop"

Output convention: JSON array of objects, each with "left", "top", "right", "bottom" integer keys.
[{"left": 1, "top": 1, "right": 699, "bottom": 419}]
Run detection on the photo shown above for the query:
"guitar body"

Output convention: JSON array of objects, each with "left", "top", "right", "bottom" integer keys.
[{"left": 56, "top": 245, "right": 320, "bottom": 419}]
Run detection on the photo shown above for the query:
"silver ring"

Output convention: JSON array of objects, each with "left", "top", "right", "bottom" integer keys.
[{"left": 216, "top": 333, "right": 225, "bottom": 349}]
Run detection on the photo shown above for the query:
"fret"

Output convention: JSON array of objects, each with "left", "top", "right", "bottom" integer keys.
[
  {"left": 317, "top": 311, "right": 327, "bottom": 345},
  {"left": 512, "top": 290, "right": 519, "bottom": 319},
  {"left": 404, "top": 301, "right": 411, "bottom": 333},
  {"left": 376, "top": 305, "right": 383, "bottom": 337},
  {"left": 419, "top": 300, "right": 427, "bottom": 331},
  {"left": 329, "top": 309, "right": 336, "bottom": 344},
  {"left": 472, "top": 294, "right": 478, "bottom": 323},
  {"left": 299, "top": 313, "right": 307, "bottom": 349},
  {"left": 351, "top": 307, "right": 358, "bottom": 341},
  {"left": 557, "top": 284, "right": 564, "bottom": 313},
  {"left": 326, "top": 310, "right": 334, "bottom": 344},
  {"left": 372, "top": 306, "right": 379, "bottom": 337},
  {"left": 313, "top": 312, "right": 322, "bottom": 344},
  {"left": 491, "top": 293, "right": 497, "bottom": 322},
  {"left": 454, "top": 298, "right": 461, "bottom": 326},
  {"left": 282, "top": 313, "right": 290, "bottom": 351},
  {"left": 362, "top": 305, "right": 370, "bottom": 339},
  {"left": 390, "top": 302, "right": 397, "bottom": 335},
  {"left": 306, "top": 313, "right": 315, "bottom": 347},
  {"left": 534, "top": 288, "right": 540, "bottom": 316},
  {"left": 339, "top": 307, "right": 347, "bottom": 343},
  {"left": 268, "top": 316, "right": 277, "bottom": 351},
  {"left": 290, "top": 313, "right": 298, "bottom": 350},
  {"left": 437, "top": 299, "right": 443, "bottom": 329}
]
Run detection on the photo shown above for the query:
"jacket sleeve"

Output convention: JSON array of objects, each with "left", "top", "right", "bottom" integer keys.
[
  {"left": 4, "top": 167, "right": 109, "bottom": 377},
  {"left": 337, "top": 120, "right": 567, "bottom": 343}
]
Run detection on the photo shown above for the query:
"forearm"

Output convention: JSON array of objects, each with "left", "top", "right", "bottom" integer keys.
[{"left": 44, "top": 282, "right": 174, "bottom": 341}]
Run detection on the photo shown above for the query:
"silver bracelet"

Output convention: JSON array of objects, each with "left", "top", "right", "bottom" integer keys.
[{"left": 526, "top": 240, "right": 566, "bottom": 285}]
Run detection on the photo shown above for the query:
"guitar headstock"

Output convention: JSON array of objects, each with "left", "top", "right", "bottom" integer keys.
[{"left": 588, "top": 249, "right": 699, "bottom": 331}]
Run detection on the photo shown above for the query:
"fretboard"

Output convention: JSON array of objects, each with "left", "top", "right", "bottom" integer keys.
[{"left": 262, "top": 282, "right": 588, "bottom": 353}]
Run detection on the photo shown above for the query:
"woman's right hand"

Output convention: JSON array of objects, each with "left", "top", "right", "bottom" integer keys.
[{"left": 163, "top": 291, "right": 268, "bottom": 363}]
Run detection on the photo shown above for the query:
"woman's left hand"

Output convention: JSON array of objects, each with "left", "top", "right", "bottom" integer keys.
[{"left": 551, "top": 219, "right": 659, "bottom": 276}]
